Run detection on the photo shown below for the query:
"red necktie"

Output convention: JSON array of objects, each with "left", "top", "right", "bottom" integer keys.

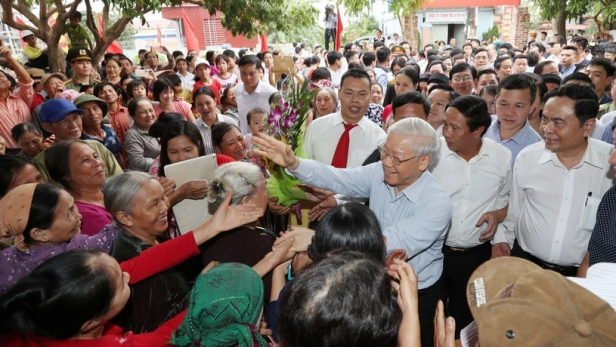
[{"left": 331, "top": 123, "right": 358, "bottom": 168}]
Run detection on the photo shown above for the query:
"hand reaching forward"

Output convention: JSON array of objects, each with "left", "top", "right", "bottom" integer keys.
[
  {"left": 201, "top": 192, "right": 263, "bottom": 237},
  {"left": 274, "top": 226, "right": 315, "bottom": 252},
  {"left": 434, "top": 300, "right": 456, "bottom": 347},
  {"left": 252, "top": 133, "right": 299, "bottom": 170}
]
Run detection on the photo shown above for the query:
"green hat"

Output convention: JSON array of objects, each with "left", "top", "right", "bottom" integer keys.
[
  {"left": 66, "top": 47, "right": 91, "bottom": 62},
  {"left": 73, "top": 94, "right": 109, "bottom": 115},
  {"left": 172, "top": 263, "right": 267, "bottom": 347}
]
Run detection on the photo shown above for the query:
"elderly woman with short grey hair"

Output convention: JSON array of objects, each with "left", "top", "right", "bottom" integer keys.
[
  {"left": 201, "top": 161, "right": 275, "bottom": 310},
  {"left": 253, "top": 117, "right": 452, "bottom": 346},
  {"left": 102, "top": 170, "right": 264, "bottom": 334}
]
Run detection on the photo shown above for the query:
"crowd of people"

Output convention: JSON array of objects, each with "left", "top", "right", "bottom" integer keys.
[{"left": 0, "top": 14, "right": 616, "bottom": 347}]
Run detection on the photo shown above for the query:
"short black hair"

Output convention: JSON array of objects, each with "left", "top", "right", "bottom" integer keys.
[
  {"left": 479, "top": 84, "right": 497, "bottom": 97},
  {"left": 344, "top": 50, "right": 359, "bottom": 61},
  {"left": 152, "top": 78, "right": 174, "bottom": 102},
  {"left": 474, "top": 47, "right": 490, "bottom": 58},
  {"left": 44, "top": 140, "right": 80, "bottom": 190},
  {"left": 246, "top": 107, "right": 268, "bottom": 124},
  {"left": 428, "top": 84, "right": 459, "bottom": 102},
  {"left": 278, "top": 252, "right": 401, "bottom": 347},
  {"left": 326, "top": 51, "right": 343, "bottom": 65},
  {"left": 211, "top": 122, "right": 241, "bottom": 148},
  {"left": 587, "top": 57, "right": 616, "bottom": 78},
  {"left": 71, "top": 11, "right": 82, "bottom": 19},
  {"left": 494, "top": 55, "right": 512, "bottom": 70},
  {"left": 238, "top": 55, "right": 262, "bottom": 69},
  {"left": 362, "top": 52, "right": 376, "bottom": 66},
  {"left": 340, "top": 68, "right": 371, "bottom": 89},
  {"left": 534, "top": 60, "right": 558, "bottom": 75},
  {"left": 308, "top": 202, "right": 386, "bottom": 261},
  {"left": 222, "top": 49, "right": 237, "bottom": 60},
  {"left": 428, "top": 60, "right": 446, "bottom": 72},
  {"left": 311, "top": 67, "right": 331, "bottom": 82},
  {"left": 497, "top": 73, "right": 537, "bottom": 104},
  {"left": 529, "top": 42, "right": 546, "bottom": 54},
  {"left": 561, "top": 45, "right": 578, "bottom": 54},
  {"left": 11, "top": 122, "right": 42, "bottom": 144},
  {"left": 500, "top": 43, "right": 513, "bottom": 51},
  {"left": 446, "top": 95, "right": 492, "bottom": 136},
  {"left": 571, "top": 36, "right": 588, "bottom": 50},
  {"left": 376, "top": 47, "right": 391, "bottom": 63},
  {"left": 126, "top": 79, "right": 147, "bottom": 99},
  {"left": 373, "top": 41, "right": 385, "bottom": 49},
  {"left": 562, "top": 72, "right": 593, "bottom": 86},
  {"left": 426, "top": 48, "right": 440, "bottom": 58},
  {"left": 450, "top": 48, "right": 464, "bottom": 57},
  {"left": 476, "top": 68, "right": 499, "bottom": 82},
  {"left": 511, "top": 54, "right": 529, "bottom": 64},
  {"left": 544, "top": 83, "right": 599, "bottom": 123},
  {"left": 527, "top": 52, "right": 540, "bottom": 67},
  {"left": 449, "top": 63, "right": 477, "bottom": 80},
  {"left": 391, "top": 91, "right": 430, "bottom": 118}
]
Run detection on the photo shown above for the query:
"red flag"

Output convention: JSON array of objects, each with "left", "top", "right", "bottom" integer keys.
[
  {"left": 335, "top": 8, "right": 343, "bottom": 51},
  {"left": 182, "top": 10, "right": 199, "bottom": 52},
  {"left": 97, "top": 14, "right": 123, "bottom": 54},
  {"left": 15, "top": 17, "right": 26, "bottom": 49},
  {"left": 157, "top": 26, "right": 162, "bottom": 44},
  {"left": 260, "top": 33, "right": 268, "bottom": 52}
]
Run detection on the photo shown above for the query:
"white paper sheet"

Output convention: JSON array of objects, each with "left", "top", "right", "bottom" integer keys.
[{"left": 164, "top": 154, "right": 218, "bottom": 234}]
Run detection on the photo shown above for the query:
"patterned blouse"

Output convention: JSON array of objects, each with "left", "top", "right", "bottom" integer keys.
[{"left": 0, "top": 224, "right": 121, "bottom": 294}]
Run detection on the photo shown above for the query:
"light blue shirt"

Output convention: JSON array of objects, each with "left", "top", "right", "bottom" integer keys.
[
  {"left": 484, "top": 119, "right": 542, "bottom": 166},
  {"left": 292, "top": 159, "right": 453, "bottom": 289}
]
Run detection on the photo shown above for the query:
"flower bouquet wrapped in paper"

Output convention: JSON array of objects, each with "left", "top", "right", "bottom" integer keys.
[{"left": 263, "top": 78, "right": 316, "bottom": 208}]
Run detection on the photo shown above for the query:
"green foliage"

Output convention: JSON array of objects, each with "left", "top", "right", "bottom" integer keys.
[
  {"left": 198, "top": 0, "right": 318, "bottom": 38},
  {"left": 341, "top": 16, "right": 379, "bottom": 43},
  {"left": 340, "top": 0, "right": 425, "bottom": 16},
  {"left": 482, "top": 24, "right": 499, "bottom": 40},
  {"left": 268, "top": 25, "right": 325, "bottom": 49}
]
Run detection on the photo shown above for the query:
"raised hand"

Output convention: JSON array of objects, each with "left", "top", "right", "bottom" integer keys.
[
  {"left": 273, "top": 226, "right": 315, "bottom": 252},
  {"left": 252, "top": 133, "right": 299, "bottom": 170},
  {"left": 205, "top": 192, "right": 263, "bottom": 235}
]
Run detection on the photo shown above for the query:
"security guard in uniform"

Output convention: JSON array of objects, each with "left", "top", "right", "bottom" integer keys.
[{"left": 64, "top": 47, "right": 100, "bottom": 92}]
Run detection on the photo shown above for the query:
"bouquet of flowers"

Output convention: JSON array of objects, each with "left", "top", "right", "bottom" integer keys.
[{"left": 263, "top": 78, "right": 316, "bottom": 207}]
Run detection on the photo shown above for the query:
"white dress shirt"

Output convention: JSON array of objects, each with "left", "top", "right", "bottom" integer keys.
[
  {"left": 235, "top": 81, "right": 278, "bottom": 134},
  {"left": 430, "top": 138, "right": 512, "bottom": 248},
  {"left": 329, "top": 68, "right": 342, "bottom": 88},
  {"left": 304, "top": 112, "right": 386, "bottom": 168},
  {"left": 494, "top": 139, "right": 615, "bottom": 266},
  {"left": 176, "top": 71, "right": 195, "bottom": 91}
]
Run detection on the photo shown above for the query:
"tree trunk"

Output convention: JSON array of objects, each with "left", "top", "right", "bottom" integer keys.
[
  {"left": 554, "top": 8, "right": 567, "bottom": 37},
  {"left": 403, "top": 13, "right": 417, "bottom": 50}
]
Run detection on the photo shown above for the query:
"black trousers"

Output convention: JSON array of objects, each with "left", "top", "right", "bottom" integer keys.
[
  {"left": 26, "top": 52, "right": 49, "bottom": 71},
  {"left": 324, "top": 28, "right": 336, "bottom": 51},
  {"left": 418, "top": 277, "right": 443, "bottom": 347},
  {"left": 511, "top": 240, "right": 578, "bottom": 277},
  {"left": 442, "top": 242, "right": 492, "bottom": 338}
]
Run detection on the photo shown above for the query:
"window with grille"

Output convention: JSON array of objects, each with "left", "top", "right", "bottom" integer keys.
[{"left": 202, "top": 19, "right": 226, "bottom": 46}]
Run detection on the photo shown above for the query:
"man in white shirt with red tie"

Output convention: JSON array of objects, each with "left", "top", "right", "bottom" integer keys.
[
  {"left": 493, "top": 84, "right": 615, "bottom": 276},
  {"left": 303, "top": 69, "right": 386, "bottom": 215}
]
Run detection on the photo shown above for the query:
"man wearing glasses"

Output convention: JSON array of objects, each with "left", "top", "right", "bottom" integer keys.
[
  {"left": 449, "top": 63, "right": 477, "bottom": 96},
  {"left": 253, "top": 117, "right": 452, "bottom": 347},
  {"left": 34, "top": 98, "right": 123, "bottom": 183}
]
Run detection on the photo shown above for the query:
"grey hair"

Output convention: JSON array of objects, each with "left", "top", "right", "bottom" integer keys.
[
  {"left": 102, "top": 171, "right": 154, "bottom": 227},
  {"left": 208, "top": 162, "right": 265, "bottom": 214},
  {"left": 387, "top": 117, "right": 440, "bottom": 164}
]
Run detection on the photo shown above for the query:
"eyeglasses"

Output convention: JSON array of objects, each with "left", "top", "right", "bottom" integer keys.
[
  {"left": 56, "top": 114, "right": 83, "bottom": 128},
  {"left": 452, "top": 76, "right": 474, "bottom": 83},
  {"left": 238, "top": 172, "right": 256, "bottom": 187},
  {"left": 378, "top": 144, "right": 417, "bottom": 166}
]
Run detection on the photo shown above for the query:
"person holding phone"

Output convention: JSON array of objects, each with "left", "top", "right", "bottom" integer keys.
[{"left": 145, "top": 46, "right": 175, "bottom": 72}]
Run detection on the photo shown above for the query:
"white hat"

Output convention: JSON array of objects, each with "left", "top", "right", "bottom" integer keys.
[
  {"left": 21, "top": 30, "right": 35, "bottom": 40},
  {"left": 195, "top": 59, "right": 210, "bottom": 69}
]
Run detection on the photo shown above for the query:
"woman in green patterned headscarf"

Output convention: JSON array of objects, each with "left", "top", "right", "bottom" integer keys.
[{"left": 172, "top": 262, "right": 268, "bottom": 347}]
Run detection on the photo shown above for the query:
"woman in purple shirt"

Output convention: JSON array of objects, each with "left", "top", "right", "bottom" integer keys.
[
  {"left": 0, "top": 183, "right": 120, "bottom": 294},
  {"left": 45, "top": 140, "right": 113, "bottom": 236}
]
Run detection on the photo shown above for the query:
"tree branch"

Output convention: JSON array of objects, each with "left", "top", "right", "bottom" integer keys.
[
  {"left": 84, "top": 0, "right": 102, "bottom": 44},
  {"left": 12, "top": 0, "right": 41, "bottom": 28},
  {"left": 47, "top": 2, "right": 77, "bottom": 17}
]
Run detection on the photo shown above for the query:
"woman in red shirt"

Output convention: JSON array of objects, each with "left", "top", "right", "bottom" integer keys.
[
  {"left": 192, "top": 60, "right": 221, "bottom": 104},
  {"left": 0, "top": 191, "right": 265, "bottom": 347}
]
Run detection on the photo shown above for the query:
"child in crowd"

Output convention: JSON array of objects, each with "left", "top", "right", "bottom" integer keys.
[{"left": 245, "top": 107, "right": 268, "bottom": 177}]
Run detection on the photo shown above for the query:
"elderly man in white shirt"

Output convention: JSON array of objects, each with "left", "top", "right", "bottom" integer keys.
[
  {"left": 493, "top": 84, "right": 615, "bottom": 277},
  {"left": 175, "top": 57, "right": 195, "bottom": 93},
  {"left": 235, "top": 55, "right": 278, "bottom": 134},
  {"left": 303, "top": 69, "right": 386, "bottom": 219},
  {"left": 430, "top": 95, "right": 511, "bottom": 338}
]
